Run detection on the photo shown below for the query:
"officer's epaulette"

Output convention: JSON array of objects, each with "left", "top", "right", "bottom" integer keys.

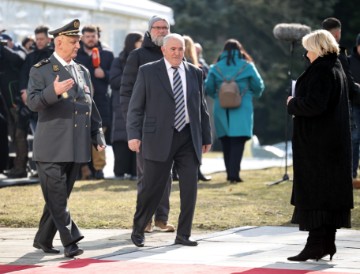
[{"left": 33, "top": 59, "right": 50, "bottom": 68}]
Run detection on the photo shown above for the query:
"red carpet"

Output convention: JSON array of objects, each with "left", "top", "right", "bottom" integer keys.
[
  {"left": 0, "top": 265, "right": 40, "bottom": 273},
  {"left": 6, "top": 259, "right": 358, "bottom": 274}
]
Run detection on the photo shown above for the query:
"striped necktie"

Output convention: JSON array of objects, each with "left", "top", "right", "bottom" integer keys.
[{"left": 172, "top": 67, "right": 186, "bottom": 131}]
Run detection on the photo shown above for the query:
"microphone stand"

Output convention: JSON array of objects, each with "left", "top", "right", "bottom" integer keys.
[{"left": 268, "top": 40, "right": 295, "bottom": 186}]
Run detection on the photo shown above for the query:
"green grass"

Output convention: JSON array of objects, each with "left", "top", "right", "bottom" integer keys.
[{"left": 1, "top": 166, "right": 359, "bottom": 230}]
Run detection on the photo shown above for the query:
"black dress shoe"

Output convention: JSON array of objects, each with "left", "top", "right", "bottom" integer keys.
[
  {"left": 175, "top": 235, "right": 198, "bottom": 246},
  {"left": 64, "top": 243, "right": 83, "bottom": 258},
  {"left": 131, "top": 230, "right": 145, "bottom": 247},
  {"left": 198, "top": 172, "right": 211, "bottom": 181},
  {"left": 33, "top": 242, "right": 60, "bottom": 254},
  {"left": 229, "top": 178, "right": 244, "bottom": 184}
]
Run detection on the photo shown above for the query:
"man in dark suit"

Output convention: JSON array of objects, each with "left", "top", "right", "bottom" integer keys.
[
  {"left": 27, "top": 19, "right": 106, "bottom": 258},
  {"left": 127, "top": 33, "right": 212, "bottom": 247},
  {"left": 120, "top": 15, "right": 174, "bottom": 233}
]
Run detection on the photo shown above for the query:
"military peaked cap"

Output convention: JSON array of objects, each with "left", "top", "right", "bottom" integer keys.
[{"left": 49, "top": 19, "right": 80, "bottom": 38}]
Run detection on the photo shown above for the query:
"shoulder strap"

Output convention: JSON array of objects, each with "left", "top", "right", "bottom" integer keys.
[{"left": 215, "top": 62, "right": 248, "bottom": 81}]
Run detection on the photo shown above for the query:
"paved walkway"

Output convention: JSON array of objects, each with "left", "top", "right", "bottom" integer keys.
[{"left": 1, "top": 226, "right": 360, "bottom": 273}]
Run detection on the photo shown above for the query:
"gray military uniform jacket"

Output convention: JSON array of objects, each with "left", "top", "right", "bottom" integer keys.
[{"left": 27, "top": 54, "right": 105, "bottom": 163}]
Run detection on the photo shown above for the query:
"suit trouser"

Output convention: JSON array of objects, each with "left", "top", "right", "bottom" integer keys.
[
  {"left": 136, "top": 149, "right": 171, "bottom": 222},
  {"left": 34, "top": 162, "right": 83, "bottom": 247},
  {"left": 134, "top": 126, "right": 199, "bottom": 236}
]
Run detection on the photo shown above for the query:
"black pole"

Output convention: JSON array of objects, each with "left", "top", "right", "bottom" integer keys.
[{"left": 268, "top": 41, "right": 295, "bottom": 186}]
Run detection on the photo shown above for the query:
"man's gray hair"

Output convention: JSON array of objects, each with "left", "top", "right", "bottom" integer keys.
[{"left": 163, "top": 33, "right": 185, "bottom": 47}]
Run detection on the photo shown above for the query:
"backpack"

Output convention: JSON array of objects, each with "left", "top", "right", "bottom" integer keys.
[{"left": 216, "top": 63, "right": 248, "bottom": 109}]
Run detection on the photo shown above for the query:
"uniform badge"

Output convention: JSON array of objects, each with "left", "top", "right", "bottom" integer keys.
[
  {"left": 74, "top": 20, "right": 80, "bottom": 28},
  {"left": 53, "top": 65, "right": 60, "bottom": 72}
]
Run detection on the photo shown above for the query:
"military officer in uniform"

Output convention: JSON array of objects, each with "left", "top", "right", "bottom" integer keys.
[{"left": 27, "top": 19, "right": 106, "bottom": 258}]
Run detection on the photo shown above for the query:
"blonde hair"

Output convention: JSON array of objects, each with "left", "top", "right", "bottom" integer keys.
[
  {"left": 302, "top": 29, "right": 339, "bottom": 57},
  {"left": 183, "top": 35, "right": 199, "bottom": 67}
]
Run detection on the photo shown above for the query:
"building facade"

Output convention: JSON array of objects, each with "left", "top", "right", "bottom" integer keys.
[{"left": 0, "top": 0, "right": 174, "bottom": 54}]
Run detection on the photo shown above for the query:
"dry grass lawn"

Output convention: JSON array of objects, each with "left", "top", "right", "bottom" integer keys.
[{"left": 1, "top": 166, "right": 359, "bottom": 231}]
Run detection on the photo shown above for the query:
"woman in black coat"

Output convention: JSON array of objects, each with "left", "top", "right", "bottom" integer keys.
[
  {"left": 110, "top": 32, "right": 143, "bottom": 179},
  {"left": 286, "top": 29, "right": 353, "bottom": 261}
]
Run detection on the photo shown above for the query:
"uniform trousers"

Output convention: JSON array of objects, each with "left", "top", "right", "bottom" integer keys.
[
  {"left": 34, "top": 162, "right": 83, "bottom": 247},
  {"left": 134, "top": 125, "right": 199, "bottom": 236}
]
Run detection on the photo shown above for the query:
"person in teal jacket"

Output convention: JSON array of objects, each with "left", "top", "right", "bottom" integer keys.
[{"left": 205, "top": 39, "right": 264, "bottom": 183}]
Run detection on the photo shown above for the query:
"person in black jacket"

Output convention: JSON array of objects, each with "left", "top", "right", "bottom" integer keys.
[
  {"left": 0, "top": 33, "right": 26, "bottom": 178},
  {"left": 322, "top": 17, "right": 360, "bottom": 189},
  {"left": 76, "top": 25, "right": 114, "bottom": 179},
  {"left": 287, "top": 29, "right": 353, "bottom": 262},
  {"left": 110, "top": 32, "right": 143, "bottom": 180},
  {"left": 348, "top": 34, "right": 360, "bottom": 189},
  {"left": 7, "top": 25, "right": 54, "bottom": 179},
  {"left": 120, "top": 15, "right": 175, "bottom": 233}
]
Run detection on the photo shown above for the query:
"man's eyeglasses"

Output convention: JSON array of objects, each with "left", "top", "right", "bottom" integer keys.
[{"left": 151, "top": 26, "right": 169, "bottom": 31}]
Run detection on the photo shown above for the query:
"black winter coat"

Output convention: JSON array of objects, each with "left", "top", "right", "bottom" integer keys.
[
  {"left": 109, "top": 56, "right": 127, "bottom": 142},
  {"left": 76, "top": 42, "right": 114, "bottom": 127},
  {"left": 287, "top": 53, "right": 353, "bottom": 211},
  {"left": 119, "top": 32, "right": 163, "bottom": 121},
  {"left": 338, "top": 46, "right": 359, "bottom": 101},
  {"left": 348, "top": 47, "right": 360, "bottom": 83},
  {"left": 19, "top": 46, "right": 54, "bottom": 90}
]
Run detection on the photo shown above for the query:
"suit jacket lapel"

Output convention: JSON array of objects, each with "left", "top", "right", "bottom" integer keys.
[
  {"left": 184, "top": 61, "right": 195, "bottom": 102},
  {"left": 157, "top": 59, "right": 174, "bottom": 99}
]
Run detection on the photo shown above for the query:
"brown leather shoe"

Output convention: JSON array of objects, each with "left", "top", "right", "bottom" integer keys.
[
  {"left": 144, "top": 221, "right": 153, "bottom": 233},
  {"left": 154, "top": 220, "right": 175, "bottom": 232},
  {"left": 353, "top": 179, "right": 360, "bottom": 189}
]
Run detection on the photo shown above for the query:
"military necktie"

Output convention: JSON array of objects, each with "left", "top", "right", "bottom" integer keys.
[{"left": 66, "top": 64, "right": 78, "bottom": 84}]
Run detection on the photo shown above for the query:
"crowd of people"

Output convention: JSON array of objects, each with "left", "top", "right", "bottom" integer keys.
[{"left": 0, "top": 14, "right": 358, "bottom": 261}]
